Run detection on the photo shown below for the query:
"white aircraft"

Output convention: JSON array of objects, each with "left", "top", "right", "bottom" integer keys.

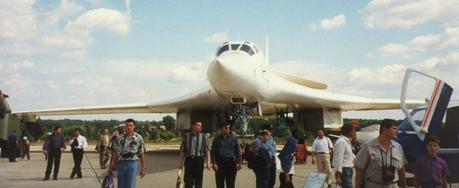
[{"left": 11, "top": 41, "right": 423, "bottom": 133}]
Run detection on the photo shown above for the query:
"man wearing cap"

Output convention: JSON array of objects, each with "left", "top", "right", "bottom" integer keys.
[{"left": 22, "top": 136, "right": 30, "bottom": 160}]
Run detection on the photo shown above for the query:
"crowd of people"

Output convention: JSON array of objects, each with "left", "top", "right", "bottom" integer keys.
[{"left": 5, "top": 118, "right": 450, "bottom": 188}]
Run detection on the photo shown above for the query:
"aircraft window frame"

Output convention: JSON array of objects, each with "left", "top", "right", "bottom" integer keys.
[
  {"left": 231, "top": 44, "right": 241, "bottom": 50},
  {"left": 411, "top": 109, "right": 426, "bottom": 126},
  {"left": 217, "top": 44, "right": 230, "bottom": 56},
  {"left": 252, "top": 45, "right": 259, "bottom": 53},
  {"left": 240, "top": 44, "right": 254, "bottom": 55}
]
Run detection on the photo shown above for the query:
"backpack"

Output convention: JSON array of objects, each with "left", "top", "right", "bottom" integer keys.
[
  {"left": 102, "top": 172, "right": 114, "bottom": 188},
  {"left": 244, "top": 144, "right": 259, "bottom": 169}
]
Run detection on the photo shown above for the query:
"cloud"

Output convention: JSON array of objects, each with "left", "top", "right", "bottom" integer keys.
[
  {"left": 0, "top": 0, "right": 130, "bottom": 60},
  {"left": 272, "top": 53, "right": 459, "bottom": 100},
  {"left": 203, "top": 32, "right": 229, "bottom": 43},
  {"left": 60, "top": 50, "right": 87, "bottom": 60},
  {"left": 308, "top": 14, "right": 346, "bottom": 31},
  {"left": 168, "top": 62, "right": 208, "bottom": 83},
  {"left": 319, "top": 15, "right": 347, "bottom": 30},
  {"left": 362, "top": 0, "right": 459, "bottom": 29},
  {"left": 0, "top": 0, "right": 37, "bottom": 40},
  {"left": 376, "top": 26, "right": 459, "bottom": 58},
  {"left": 66, "top": 8, "right": 130, "bottom": 34},
  {"left": 0, "top": 60, "right": 36, "bottom": 96}
]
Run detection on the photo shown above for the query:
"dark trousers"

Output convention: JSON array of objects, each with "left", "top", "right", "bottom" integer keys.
[
  {"left": 279, "top": 173, "right": 294, "bottom": 188},
  {"left": 253, "top": 168, "right": 271, "bottom": 188},
  {"left": 215, "top": 159, "right": 237, "bottom": 188},
  {"left": 45, "top": 151, "right": 62, "bottom": 178},
  {"left": 71, "top": 149, "right": 84, "bottom": 178},
  {"left": 420, "top": 183, "right": 443, "bottom": 188},
  {"left": 22, "top": 146, "right": 30, "bottom": 160},
  {"left": 184, "top": 156, "right": 204, "bottom": 188},
  {"left": 8, "top": 146, "right": 17, "bottom": 162},
  {"left": 340, "top": 167, "right": 353, "bottom": 188},
  {"left": 269, "top": 165, "right": 276, "bottom": 188}
]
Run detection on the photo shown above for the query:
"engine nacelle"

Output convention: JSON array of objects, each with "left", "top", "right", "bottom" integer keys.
[
  {"left": 294, "top": 108, "right": 342, "bottom": 131},
  {"left": 176, "top": 109, "right": 229, "bottom": 133}
]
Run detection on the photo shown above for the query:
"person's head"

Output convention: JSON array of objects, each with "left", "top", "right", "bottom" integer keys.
[
  {"left": 379, "top": 119, "right": 398, "bottom": 139},
  {"left": 340, "top": 124, "right": 354, "bottom": 138},
  {"left": 125, "top": 118, "right": 136, "bottom": 134},
  {"left": 259, "top": 129, "right": 270, "bottom": 142},
  {"left": 425, "top": 136, "right": 441, "bottom": 157},
  {"left": 54, "top": 126, "right": 61, "bottom": 135},
  {"left": 316, "top": 128, "right": 325, "bottom": 138},
  {"left": 262, "top": 125, "right": 273, "bottom": 137},
  {"left": 103, "top": 128, "right": 109, "bottom": 135},
  {"left": 74, "top": 128, "right": 81, "bottom": 137},
  {"left": 220, "top": 122, "right": 231, "bottom": 135},
  {"left": 191, "top": 120, "right": 203, "bottom": 133}
]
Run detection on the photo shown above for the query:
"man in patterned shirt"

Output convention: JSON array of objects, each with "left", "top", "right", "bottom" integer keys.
[{"left": 109, "top": 119, "right": 147, "bottom": 188}]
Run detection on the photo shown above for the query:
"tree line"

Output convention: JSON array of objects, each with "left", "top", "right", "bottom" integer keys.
[{"left": 35, "top": 115, "right": 393, "bottom": 142}]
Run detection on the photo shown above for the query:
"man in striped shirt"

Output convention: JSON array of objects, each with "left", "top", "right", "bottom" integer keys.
[{"left": 178, "top": 120, "right": 211, "bottom": 188}]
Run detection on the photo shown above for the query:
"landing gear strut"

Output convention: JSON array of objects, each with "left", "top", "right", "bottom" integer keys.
[{"left": 233, "top": 103, "right": 256, "bottom": 146}]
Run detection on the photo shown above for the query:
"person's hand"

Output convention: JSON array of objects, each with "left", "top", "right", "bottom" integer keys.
[
  {"left": 139, "top": 168, "right": 146, "bottom": 178},
  {"left": 206, "top": 163, "right": 212, "bottom": 170},
  {"left": 236, "top": 164, "right": 242, "bottom": 171},
  {"left": 212, "top": 164, "right": 219, "bottom": 171},
  {"left": 335, "top": 173, "right": 342, "bottom": 185},
  {"left": 285, "top": 174, "right": 290, "bottom": 183}
]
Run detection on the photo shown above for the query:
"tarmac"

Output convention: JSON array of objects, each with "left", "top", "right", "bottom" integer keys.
[{"left": 1, "top": 145, "right": 458, "bottom": 188}]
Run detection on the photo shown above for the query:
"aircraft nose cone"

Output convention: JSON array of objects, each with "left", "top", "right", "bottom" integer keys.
[{"left": 207, "top": 55, "right": 255, "bottom": 95}]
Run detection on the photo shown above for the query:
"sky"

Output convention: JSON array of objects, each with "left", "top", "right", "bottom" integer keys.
[{"left": 1, "top": 0, "right": 458, "bottom": 121}]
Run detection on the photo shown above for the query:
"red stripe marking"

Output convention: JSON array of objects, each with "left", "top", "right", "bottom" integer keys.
[{"left": 421, "top": 80, "right": 442, "bottom": 128}]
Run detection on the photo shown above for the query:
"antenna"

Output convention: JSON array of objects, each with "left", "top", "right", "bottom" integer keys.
[{"left": 265, "top": 35, "right": 269, "bottom": 64}]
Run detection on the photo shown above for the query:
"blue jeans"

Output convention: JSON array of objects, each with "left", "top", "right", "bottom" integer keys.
[
  {"left": 340, "top": 167, "right": 353, "bottom": 188},
  {"left": 117, "top": 160, "right": 139, "bottom": 188}
]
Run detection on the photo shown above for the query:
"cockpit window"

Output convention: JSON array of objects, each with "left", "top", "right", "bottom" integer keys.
[
  {"left": 231, "top": 44, "right": 240, "bottom": 50},
  {"left": 240, "top": 44, "right": 254, "bottom": 55},
  {"left": 217, "top": 45, "right": 230, "bottom": 56}
]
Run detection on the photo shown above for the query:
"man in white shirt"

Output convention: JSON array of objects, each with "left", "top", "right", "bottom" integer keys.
[
  {"left": 332, "top": 124, "right": 355, "bottom": 188},
  {"left": 311, "top": 128, "right": 333, "bottom": 188},
  {"left": 69, "top": 128, "right": 88, "bottom": 179}
]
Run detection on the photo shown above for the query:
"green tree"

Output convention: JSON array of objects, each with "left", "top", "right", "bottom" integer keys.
[{"left": 162, "top": 115, "right": 176, "bottom": 130}]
